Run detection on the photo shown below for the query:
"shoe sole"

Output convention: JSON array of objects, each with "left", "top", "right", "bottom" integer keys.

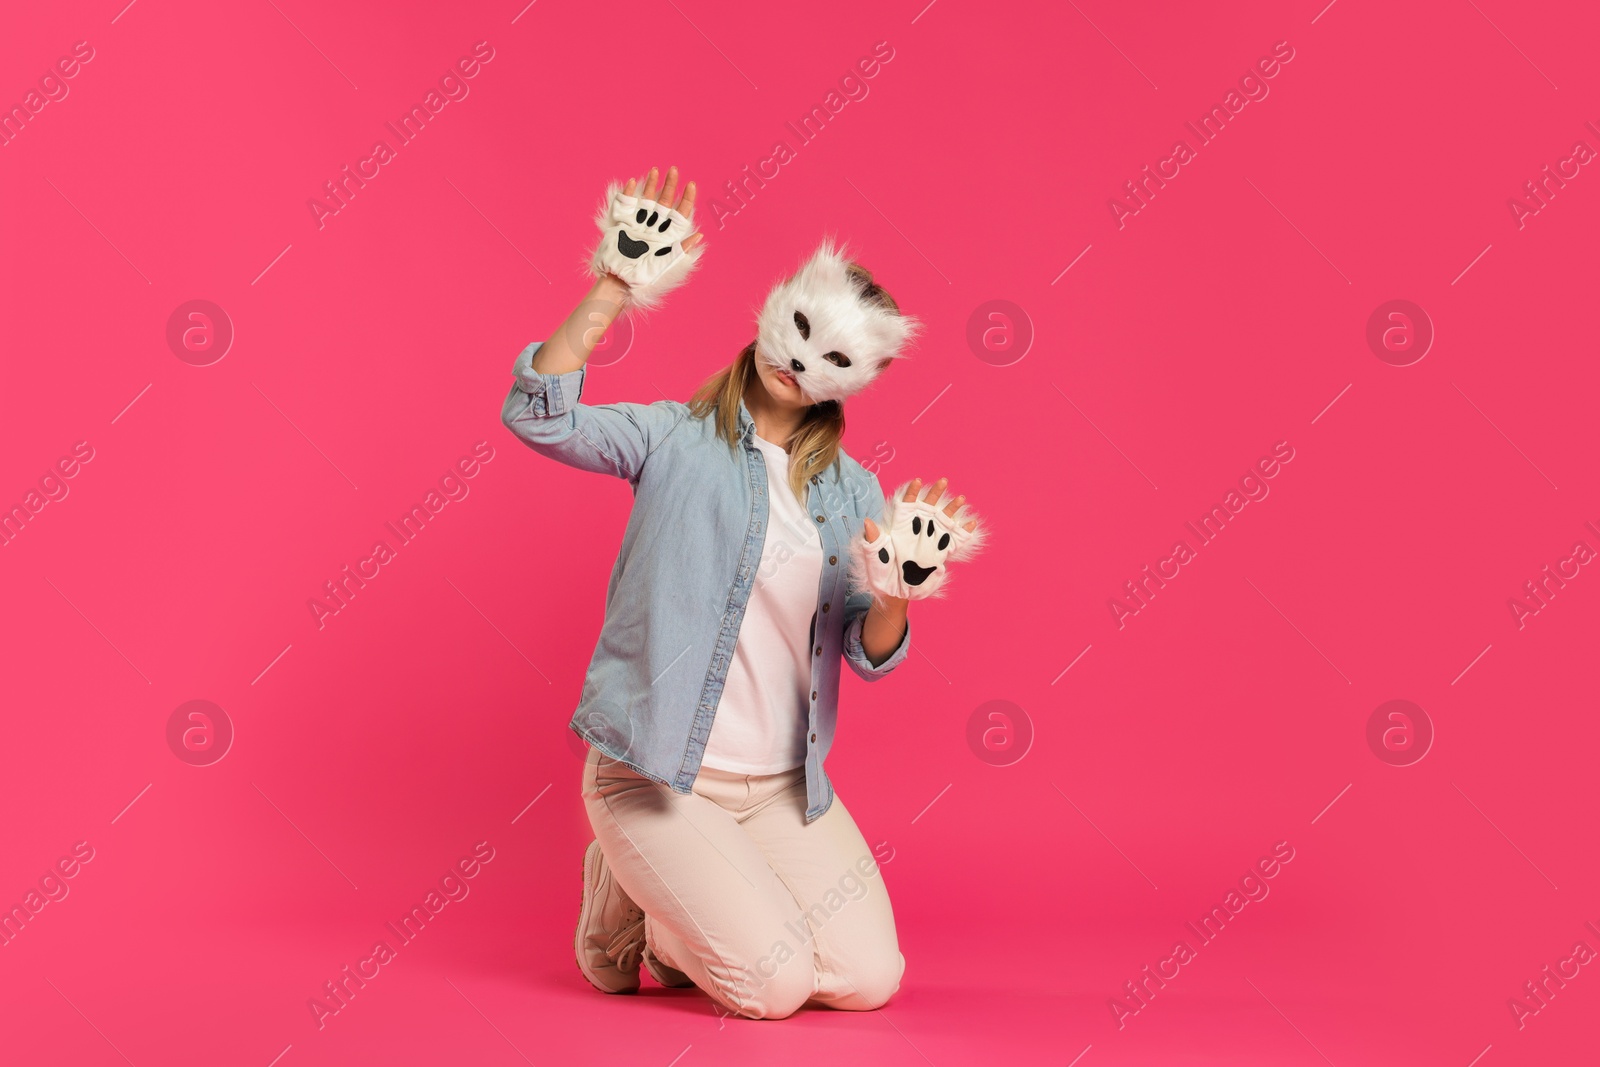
[{"left": 575, "top": 841, "right": 637, "bottom": 995}]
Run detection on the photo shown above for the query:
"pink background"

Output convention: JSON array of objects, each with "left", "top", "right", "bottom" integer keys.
[{"left": 3, "top": 0, "right": 1597, "bottom": 1063}]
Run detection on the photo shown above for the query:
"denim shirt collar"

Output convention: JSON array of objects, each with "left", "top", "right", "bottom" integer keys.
[
  {"left": 738, "top": 397, "right": 821, "bottom": 486},
  {"left": 735, "top": 396, "right": 758, "bottom": 445}
]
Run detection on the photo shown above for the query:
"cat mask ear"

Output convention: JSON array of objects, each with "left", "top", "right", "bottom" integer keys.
[{"left": 753, "top": 239, "right": 920, "bottom": 404}]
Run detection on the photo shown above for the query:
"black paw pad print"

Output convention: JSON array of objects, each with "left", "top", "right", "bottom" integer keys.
[
  {"left": 616, "top": 207, "right": 677, "bottom": 259},
  {"left": 900, "top": 515, "right": 950, "bottom": 586},
  {"left": 916, "top": 515, "right": 952, "bottom": 551}
]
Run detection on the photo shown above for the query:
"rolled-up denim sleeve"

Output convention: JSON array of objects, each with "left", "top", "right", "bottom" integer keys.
[
  {"left": 500, "top": 341, "right": 682, "bottom": 482},
  {"left": 843, "top": 598, "right": 910, "bottom": 680},
  {"left": 841, "top": 466, "right": 910, "bottom": 681}
]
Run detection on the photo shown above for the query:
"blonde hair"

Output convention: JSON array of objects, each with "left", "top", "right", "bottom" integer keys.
[{"left": 687, "top": 263, "right": 904, "bottom": 504}]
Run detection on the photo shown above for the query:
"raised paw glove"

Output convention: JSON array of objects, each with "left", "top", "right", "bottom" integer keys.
[
  {"left": 587, "top": 180, "right": 704, "bottom": 313},
  {"left": 849, "top": 482, "right": 988, "bottom": 603}
]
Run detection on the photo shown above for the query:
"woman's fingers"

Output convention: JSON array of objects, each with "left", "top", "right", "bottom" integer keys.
[
  {"left": 900, "top": 476, "right": 970, "bottom": 515},
  {"left": 620, "top": 168, "right": 697, "bottom": 214},
  {"left": 617, "top": 168, "right": 699, "bottom": 248},
  {"left": 863, "top": 517, "right": 879, "bottom": 541}
]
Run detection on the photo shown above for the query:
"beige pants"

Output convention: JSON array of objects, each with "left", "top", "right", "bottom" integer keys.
[{"left": 581, "top": 745, "right": 904, "bottom": 1019}]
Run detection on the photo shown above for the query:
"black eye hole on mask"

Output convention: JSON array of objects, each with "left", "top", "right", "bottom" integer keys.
[
  {"left": 793, "top": 311, "right": 810, "bottom": 340},
  {"left": 824, "top": 351, "right": 852, "bottom": 368}
]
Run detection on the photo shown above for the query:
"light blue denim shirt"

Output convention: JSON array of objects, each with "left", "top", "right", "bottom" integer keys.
[{"left": 500, "top": 341, "right": 910, "bottom": 822}]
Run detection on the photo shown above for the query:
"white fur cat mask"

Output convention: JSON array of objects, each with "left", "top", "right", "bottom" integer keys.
[{"left": 754, "top": 240, "right": 920, "bottom": 404}]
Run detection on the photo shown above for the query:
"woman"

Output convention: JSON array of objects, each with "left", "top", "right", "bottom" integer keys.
[{"left": 500, "top": 165, "right": 983, "bottom": 1020}]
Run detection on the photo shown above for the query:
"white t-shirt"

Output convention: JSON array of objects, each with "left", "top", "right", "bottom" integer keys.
[{"left": 701, "top": 434, "right": 825, "bottom": 775}]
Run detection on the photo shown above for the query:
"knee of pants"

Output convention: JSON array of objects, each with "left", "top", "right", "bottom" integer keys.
[
  {"left": 715, "top": 957, "right": 815, "bottom": 1021},
  {"left": 830, "top": 949, "right": 906, "bottom": 1011}
]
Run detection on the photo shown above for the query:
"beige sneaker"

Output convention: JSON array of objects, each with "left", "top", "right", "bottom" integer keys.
[
  {"left": 643, "top": 942, "right": 694, "bottom": 988},
  {"left": 575, "top": 840, "right": 644, "bottom": 994}
]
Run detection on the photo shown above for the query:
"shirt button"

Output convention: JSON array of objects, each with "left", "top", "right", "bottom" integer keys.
[
  {"left": 810, "top": 690, "right": 817, "bottom": 701},
  {"left": 810, "top": 732, "right": 817, "bottom": 742},
  {"left": 814, "top": 646, "right": 822, "bottom": 655},
  {"left": 828, "top": 555, "right": 837, "bottom": 565},
  {"left": 815, "top": 515, "right": 824, "bottom": 523},
  {"left": 822, "top": 603, "right": 829, "bottom": 613}
]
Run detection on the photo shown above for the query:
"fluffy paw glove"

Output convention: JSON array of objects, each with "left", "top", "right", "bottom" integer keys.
[
  {"left": 849, "top": 482, "right": 988, "bottom": 602},
  {"left": 587, "top": 180, "right": 704, "bottom": 313}
]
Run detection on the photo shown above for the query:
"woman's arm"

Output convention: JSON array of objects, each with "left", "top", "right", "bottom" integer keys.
[
  {"left": 842, "top": 469, "right": 913, "bottom": 681},
  {"left": 859, "top": 597, "right": 910, "bottom": 668},
  {"left": 499, "top": 275, "right": 668, "bottom": 481},
  {"left": 500, "top": 331, "right": 680, "bottom": 483},
  {"left": 501, "top": 167, "right": 705, "bottom": 481},
  {"left": 531, "top": 273, "right": 630, "bottom": 375}
]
